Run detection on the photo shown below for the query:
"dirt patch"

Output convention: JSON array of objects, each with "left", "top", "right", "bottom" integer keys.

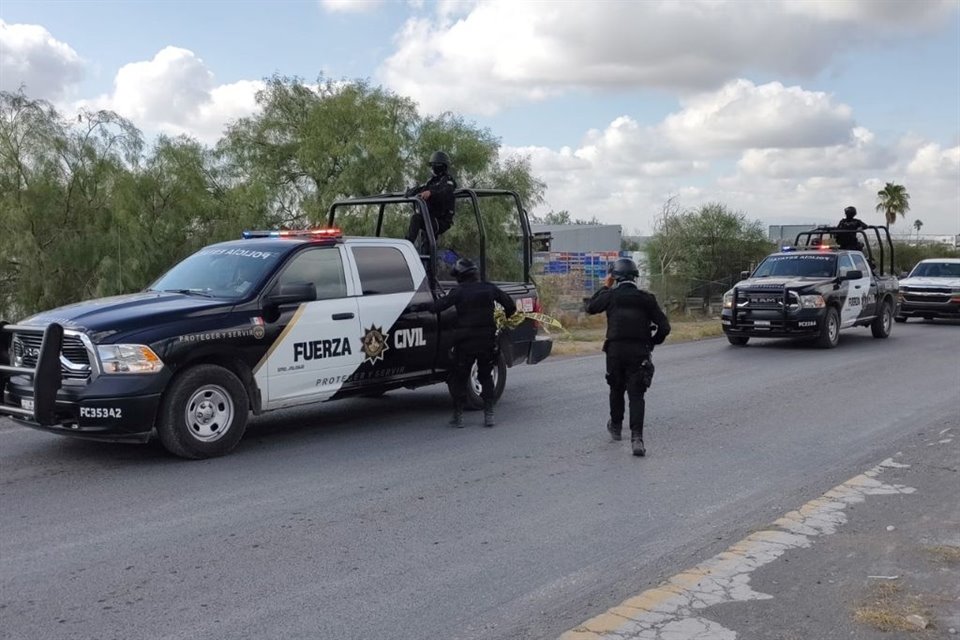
[
  {"left": 923, "top": 544, "right": 960, "bottom": 564},
  {"left": 549, "top": 318, "right": 723, "bottom": 357},
  {"left": 853, "top": 582, "right": 934, "bottom": 633}
]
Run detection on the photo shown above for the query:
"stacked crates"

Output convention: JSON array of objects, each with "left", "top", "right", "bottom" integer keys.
[{"left": 534, "top": 251, "right": 623, "bottom": 291}]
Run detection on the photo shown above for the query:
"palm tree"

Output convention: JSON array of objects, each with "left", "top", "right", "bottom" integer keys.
[
  {"left": 913, "top": 219, "right": 923, "bottom": 244},
  {"left": 875, "top": 182, "right": 911, "bottom": 226}
]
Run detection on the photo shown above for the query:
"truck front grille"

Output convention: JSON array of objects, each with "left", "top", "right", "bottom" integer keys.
[{"left": 12, "top": 332, "right": 93, "bottom": 381}]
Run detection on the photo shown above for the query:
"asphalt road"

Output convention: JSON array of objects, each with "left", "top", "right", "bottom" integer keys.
[{"left": 1, "top": 322, "right": 958, "bottom": 640}]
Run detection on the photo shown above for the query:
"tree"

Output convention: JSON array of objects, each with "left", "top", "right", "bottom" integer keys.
[
  {"left": 913, "top": 219, "right": 923, "bottom": 243},
  {"left": 645, "top": 200, "right": 773, "bottom": 306},
  {"left": 534, "top": 210, "right": 571, "bottom": 225},
  {"left": 875, "top": 182, "right": 910, "bottom": 226}
]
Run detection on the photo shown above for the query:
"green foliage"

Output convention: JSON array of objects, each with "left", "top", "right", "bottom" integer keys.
[
  {"left": 0, "top": 82, "right": 544, "bottom": 319},
  {"left": 645, "top": 201, "right": 774, "bottom": 303},
  {"left": 875, "top": 182, "right": 911, "bottom": 226},
  {"left": 893, "top": 241, "right": 960, "bottom": 275}
]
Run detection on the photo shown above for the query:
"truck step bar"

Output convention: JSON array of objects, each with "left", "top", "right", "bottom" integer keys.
[{"left": 0, "top": 322, "right": 64, "bottom": 425}]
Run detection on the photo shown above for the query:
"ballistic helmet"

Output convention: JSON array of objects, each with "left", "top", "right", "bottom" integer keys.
[
  {"left": 429, "top": 150, "right": 450, "bottom": 169},
  {"left": 452, "top": 258, "right": 479, "bottom": 282},
  {"left": 609, "top": 258, "right": 640, "bottom": 282},
  {"left": 844, "top": 206, "right": 857, "bottom": 218}
]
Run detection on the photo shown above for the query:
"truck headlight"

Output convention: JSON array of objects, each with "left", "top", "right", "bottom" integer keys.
[
  {"left": 800, "top": 294, "right": 825, "bottom": 309},
  {"left": 723, "top": 292, "right": 734, "bottom": 308},
  {"left": 97, "top": 345, "right": 164, "bottom": 374}
]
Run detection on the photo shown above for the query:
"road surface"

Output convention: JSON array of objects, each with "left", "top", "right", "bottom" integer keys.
[{"left": 1, "top": 322, "right": 957, "bottom": 640}]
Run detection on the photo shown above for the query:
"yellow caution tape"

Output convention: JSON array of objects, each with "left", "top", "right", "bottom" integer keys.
[{"left": 494, "top": 306, "right": 568, "bottom": 335}]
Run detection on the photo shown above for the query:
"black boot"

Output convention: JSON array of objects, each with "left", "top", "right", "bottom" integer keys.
[
  {"left": 606, "top": 420, "right": 622, "bottom": 441},
  {"left": 448, "top": 402, "right": 464, "bottom": 428},
  {"left": 483, "top": 400, "right": 496, "bottom": 427},
  {"left": 631, "top": 432, "right": 646, "bottom": 457}
]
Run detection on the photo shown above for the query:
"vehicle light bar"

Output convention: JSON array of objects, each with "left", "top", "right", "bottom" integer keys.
[{"left": 242, "top": 228, "right": 343, "bottom": 240}]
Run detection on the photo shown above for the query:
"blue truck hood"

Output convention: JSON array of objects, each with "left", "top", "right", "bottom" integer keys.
[{"left": 19, "top": 291, "right": 232, "bottom": 343}]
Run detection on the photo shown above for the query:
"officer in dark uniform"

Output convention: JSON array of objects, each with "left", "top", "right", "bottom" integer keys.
[
  {"left": 835, "top": 205, "right": 867, "bottom": 250},
  {"left": 434, "top": 258, "right": 517, "bottom": 428},
  {"left": 586, "top": 258, "right": 670, "bottom": 456},
  {"left": 405, "top": 151, "right": 457, "bottom": 248}
]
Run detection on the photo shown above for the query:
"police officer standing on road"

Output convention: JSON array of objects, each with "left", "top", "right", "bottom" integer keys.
[
  {"left": 435, "top": 259, "right": 517, "bottom": 429},
  {"left": 406, "top": 151, "right": 457, "bottom": 248},
  {"left": 586, "top": 258, "right": 670, "bottom": 456},
  {"left": 835, "top": 205, "right": 868, "bottom": 250}
]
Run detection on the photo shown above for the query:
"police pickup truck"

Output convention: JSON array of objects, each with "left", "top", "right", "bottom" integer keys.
[
  {"left": 0, "top": 190, "right": 551, "bottom": 458},
  {"left": 721, "top": 225, "right": 899, "bottom": 348}
]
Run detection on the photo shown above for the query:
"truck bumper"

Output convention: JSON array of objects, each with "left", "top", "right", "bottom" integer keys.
[
  {"left": 897, "top": 300, "right": 960, "bottom": 319},
  {"left": 4, "top": 373, "right": 167, "bottom": 443},
  {"left": 721, "top": 308, "right": 825, "bottom": 338},
  {"left": 527, "top": 336, "right": 553, "bottom": 365}
]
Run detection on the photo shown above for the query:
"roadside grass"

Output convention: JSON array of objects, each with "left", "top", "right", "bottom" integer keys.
[
  {"left": 853, "top": 582, "right": 933, "bottom": 632},
  {"left": 548, "top": 315, "right": 723, "bottom": 357},
  {"left": 923, "top": 544, "right": 960, "bottom": 564}
]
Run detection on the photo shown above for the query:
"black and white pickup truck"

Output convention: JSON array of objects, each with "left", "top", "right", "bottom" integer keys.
[
  {"left": 0, "top": 189, "right": 551, "bottom": 458},
  {"left": 721, "top": 225, "right": 900, "bottom": 348}
]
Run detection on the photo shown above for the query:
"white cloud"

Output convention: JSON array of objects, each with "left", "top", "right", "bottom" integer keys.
[
  {"left": 662, "top": 80, "right": 854, "bottom": 152},
  {"left": 319, "top": 0, "right": 384, "bottom": 13},
  {"left": 78, "top": 47, "right": 262, "bottom": 143},
  {"left": 0, "top": 20, "right": 84, "bottom": 99},
  {"left": 515, "top": 82, "right": 959, "bottom": 235},
  {"left": 378, "top": 0, "right": 958, "bottom": 115}
]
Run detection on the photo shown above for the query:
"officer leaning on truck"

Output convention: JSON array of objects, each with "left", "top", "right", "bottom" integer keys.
[
  {"left": 586, "top": 258, "right": 670, "bottom": 457},
  {"left": 434, "top": 259, "right": 517, "bottom": 429}
]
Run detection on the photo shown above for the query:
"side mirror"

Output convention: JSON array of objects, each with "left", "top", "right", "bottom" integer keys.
[
  {"left": 740, "top": 270, "right": 751, "bottom": 280},
  {"left": 899, "top": 272, "right": 909, "bottom": 279},
  {"left": 842, "top": 270, "right": 863, "bottom": 281},
  {"left": 266, "top": 282, "right": 316, "bottom": 306}
]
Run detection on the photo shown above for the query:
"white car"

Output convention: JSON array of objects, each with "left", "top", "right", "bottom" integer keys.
[{"left": 896, "top": 258, "right": 960, "bottom": 322}]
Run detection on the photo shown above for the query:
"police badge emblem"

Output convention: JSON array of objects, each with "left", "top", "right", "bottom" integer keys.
[{"left": 360, "top": 325, "right": 389, "bottom": 364}]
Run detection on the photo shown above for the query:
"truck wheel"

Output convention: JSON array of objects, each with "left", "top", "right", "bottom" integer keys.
[
  {"left": 894, "top": 315, "right": 907, "bottom": 323},
  {"left": 871, "top": 301, "right": 893, "bottom": 339},
  {"left": 157, "top": 364, "right": 249, "bottom": 459},
  {"left": 449, "top": 352, "right": 507, "bottom": 411},
  {"left": 727, "top": 336, "right": 749, "bottom": 346},
  {"left": 816, "top": 307, "right": 840, "bottom": 349}
]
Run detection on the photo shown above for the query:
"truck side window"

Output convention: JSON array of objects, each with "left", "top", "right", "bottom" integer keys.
[
  {"left": 837, "top": 254, "right": 856, "bottom": 277},
  {"left": 851, "top": 254, "right": 870, "bottom": 275},
  {"left": 278, "top": 248, "right": 347, "bottom": 300},
  {"left": 352, "top": 246, "right": 414, "bottom": 295}
]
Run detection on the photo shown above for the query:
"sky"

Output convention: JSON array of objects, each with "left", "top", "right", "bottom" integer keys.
[{"left": 1, "top": 0, "right": 959, "bottom": 236}]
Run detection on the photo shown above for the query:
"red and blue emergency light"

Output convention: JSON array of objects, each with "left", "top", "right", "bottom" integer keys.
[{"left": 242, "top": 228, "right": 343, "bottom": 240}]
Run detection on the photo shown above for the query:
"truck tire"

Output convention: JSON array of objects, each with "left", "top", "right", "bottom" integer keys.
[
  {"left": 449, "top": 352, "right": 508, "bottom": 410},
  {"left": 157, "top": 364, "right": 249, "bottom": 459},
  {"left": 871, "top": 300, "right": 893, "bottom": 339},
  {"left": 816, "top": 307, "right": 840, "bottom": 349},
  {"left": 727, "top": 336, "right": 749, "bottom": 346}
]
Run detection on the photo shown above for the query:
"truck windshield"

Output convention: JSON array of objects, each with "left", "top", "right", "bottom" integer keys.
[
  {"left": 909, "top": 262, "right": 960, "bottom": 278},
  {"left": 149, "top": 246, "right": 283, "bottom": 299},
  {"left": 752, "top": 254, "right": 837, "bottom": 278}
]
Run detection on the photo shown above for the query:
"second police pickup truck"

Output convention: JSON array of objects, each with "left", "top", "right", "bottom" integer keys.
[
  {"left": 721, "top": 225, "right": 900, "bottom": 348},
  {"left": 0, "top": 189, "right": 551, "bottom": 458}
]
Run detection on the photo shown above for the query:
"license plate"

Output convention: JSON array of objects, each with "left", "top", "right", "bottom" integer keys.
[
  {"left": 754, "top": 320, "right": 771, "bottom": 327},
  {"left": 20, "top": 398, "right": 34, "bottom": 412}
]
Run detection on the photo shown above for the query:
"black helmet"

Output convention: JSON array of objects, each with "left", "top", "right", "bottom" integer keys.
[
  {"left": 451, "top": 258, "right": 479, "bottom": 282},
  {"left": 429, "top": 151, "right": 450, "bottom": 168},
  {"left": 844, "top": 206, "right": 857, "bottom": 218},
  {"left": 609, "top": 258, "right": 639, "bottom": 282}
]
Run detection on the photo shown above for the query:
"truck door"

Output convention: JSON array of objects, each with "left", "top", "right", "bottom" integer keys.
[
  {"left": 346, "top": 243, "right": 437, "bottom": 388},
  {"left": 850, "top": 253, "right": 877, "bottom": 318},
  {"left": 837, "top": 254, "right": 871, "bottom": 327},
  {"left": 257, "top": 246, "right": 364, "bottom": 408}
]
